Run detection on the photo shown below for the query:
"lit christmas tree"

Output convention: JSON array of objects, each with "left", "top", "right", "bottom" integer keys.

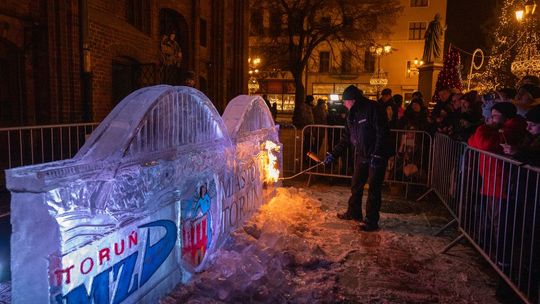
[
  {"left": 432, "top": 46, "right": 463, "bottom": 104},
  {"left": 480, "top": 0, "right": 540, "bottom": 91}
]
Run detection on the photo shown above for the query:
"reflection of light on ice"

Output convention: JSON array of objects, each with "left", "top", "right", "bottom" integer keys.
[{"left": 260, "top": 140, "right": 280, "bottom": 183}]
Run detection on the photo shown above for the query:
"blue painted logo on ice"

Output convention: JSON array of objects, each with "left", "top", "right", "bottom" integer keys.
[{"left": 50, "top": 220, "right": 177, "bottom": 303}]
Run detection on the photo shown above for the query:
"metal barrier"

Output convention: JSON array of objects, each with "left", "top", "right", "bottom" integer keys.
[
  {"left": 300, "top": 125, "right": 432, "bottom": 188},
  {"left": 278, "top": 123, "right": 300, "bottom": 178},
  {"left": 0, "top": 123, "right": 99, "bottom": 169},
  {"left": 300, "top": 125, "right": 354, "bottom": 179},
  {"left": 455, "top": 146, "right": 540, "bottom": 304},
  {"left": 386, "top": 129, "right": 432, "bottom": 187},
  {"left": 0, "top": 123, "right": 99, "bottom": 213},
  {"left": 418, "top": 133, "right": 468, "bottom": 234}
]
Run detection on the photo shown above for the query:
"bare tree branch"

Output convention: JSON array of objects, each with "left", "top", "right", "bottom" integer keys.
[{"left": 248, "top": 0, "right": 403, "bottom": 124}]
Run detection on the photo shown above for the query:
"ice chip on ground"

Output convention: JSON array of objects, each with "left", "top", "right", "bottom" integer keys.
[
  {"left": 241, "top": 254, "right": 266, "bottom": 282},
  {"left": 259, "top": 231, "right": 286, "bottom": 248},
  {"left": 215, "top": 250, "right": 242, "bottom": 278},
  {"left": 217, "top": 288, "right": 230, "bottom": 301},
  {"left": 243, "top": 223, "right": 262, "bottom": 239}
]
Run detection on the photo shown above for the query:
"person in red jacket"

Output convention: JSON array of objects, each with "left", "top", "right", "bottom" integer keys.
[
  {"left": 467, "top": 102, "right": 528, "bottom": 269},
  {"left": 468, "top": 102, "right": 528, "bottom": 199}
]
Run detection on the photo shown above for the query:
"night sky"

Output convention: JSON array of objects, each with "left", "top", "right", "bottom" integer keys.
[{"left": 445, "top": 0, "right": 500, "bottom": 69}]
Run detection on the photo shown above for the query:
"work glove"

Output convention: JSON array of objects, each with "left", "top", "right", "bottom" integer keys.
[
  {"left": 370, "top": 155, "right": 383, "bottom": 169},
  {"left": 324, "top": 152, "right": 335, "bottom": 165}
]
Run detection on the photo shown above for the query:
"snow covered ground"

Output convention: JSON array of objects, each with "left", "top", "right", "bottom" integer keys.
[{"left": 163, "top": 182, "right": 503, "bottom": 304}]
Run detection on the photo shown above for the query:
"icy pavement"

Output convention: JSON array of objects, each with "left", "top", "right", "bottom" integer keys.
[{"left": 163, "top": 184, "right": 502, "bottom": 304}]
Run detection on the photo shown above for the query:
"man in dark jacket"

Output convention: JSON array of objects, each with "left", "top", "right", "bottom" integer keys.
[
  {"left": 379, "top": 88, "right": 396, "bottom": 126},
  {"left": 324, "top": 85, "right": 391, "bottom": 231}
]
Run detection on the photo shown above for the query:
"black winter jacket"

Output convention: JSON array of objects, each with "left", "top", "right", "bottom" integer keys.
[{"left": 332, "top": 96, "right": 392, "bottom": 160}]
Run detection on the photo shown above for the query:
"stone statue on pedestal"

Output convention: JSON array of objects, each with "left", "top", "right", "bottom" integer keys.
[{"left": 422, "top": 14, "right": 446, "bottom": 64}]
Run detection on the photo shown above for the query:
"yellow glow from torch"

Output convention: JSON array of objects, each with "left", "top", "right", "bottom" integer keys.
[{"left": 262, "top": 140, "right": 280, "bottom": 183}]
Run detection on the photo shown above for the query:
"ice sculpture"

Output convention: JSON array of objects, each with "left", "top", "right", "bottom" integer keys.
[
  {"left": 5, "top": 86, "right": 281, "bottom": 303},
  {"left": 222, "top": 95, "right": 282, "bottom": 202}
]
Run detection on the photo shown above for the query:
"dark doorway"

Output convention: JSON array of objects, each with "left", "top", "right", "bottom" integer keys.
[
  {"left": 159, "top": 8, "right": 190, "bottom": 84},
  {"left": 0, "top": 39, "right": 24, "bottom": 127},
  {"left": 112, "top": 56, "right": 139, "bottom": 106}
]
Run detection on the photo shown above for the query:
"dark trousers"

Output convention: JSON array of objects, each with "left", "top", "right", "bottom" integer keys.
[{"left": 346, "top": 155, "right": 387, "bottom": 225}]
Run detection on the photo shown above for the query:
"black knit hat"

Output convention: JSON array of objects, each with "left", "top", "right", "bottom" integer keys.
[
  {"left": 491, "top": 102, "right": 517, "bottom": 119},
  {"left": 525, "top": 105, "right": 540, "bottom": 123},
  {"left": 342, "top": 85, "right": 362, "bottom": 101}
]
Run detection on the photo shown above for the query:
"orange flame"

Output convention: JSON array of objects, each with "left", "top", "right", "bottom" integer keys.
[{"left": 261, "top": 140, "right": 280, "bottom": 183}]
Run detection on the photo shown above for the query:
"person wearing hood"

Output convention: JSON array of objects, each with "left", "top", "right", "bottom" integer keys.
[
  {"left": 313, "top": 98, "right": 328, "bottom": 125},
  {"left": 398, "top": 98, "right": 429, "bottom": 131},
  {"left": 324, "top": 85, "right": 392, "bottom": 232}
]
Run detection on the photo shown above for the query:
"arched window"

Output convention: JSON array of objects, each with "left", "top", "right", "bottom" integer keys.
[{"left": 159, "top": 9, "right": 190, "bottom": 84}]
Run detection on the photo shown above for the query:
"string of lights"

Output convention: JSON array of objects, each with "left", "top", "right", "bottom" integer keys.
[
  {"left": 478, "top": 0, "right": 539, "bottom": 90},
  {"left": 432, "top": 46, "right": 463, "bottom": 103}
]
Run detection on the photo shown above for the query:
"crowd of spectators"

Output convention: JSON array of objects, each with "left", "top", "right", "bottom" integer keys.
[
  {"left": 373, "top": 75, "right": 540, "bottom": 168},
  {"left": 289, "top": 77, "right": 540, "bottom": 301},
  {"left": 292, "top": 76, "right": 540, "bottom": 175}
]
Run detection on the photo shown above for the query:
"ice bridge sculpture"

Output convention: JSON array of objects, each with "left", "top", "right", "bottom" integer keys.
[{"left": 6, "top": 85, "right": 281, "bottom": 303}]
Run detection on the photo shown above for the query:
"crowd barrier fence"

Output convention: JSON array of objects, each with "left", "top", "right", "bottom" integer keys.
[
  {"left": 294, "top": 125, "right": 539, "bottom": 303},
  {"left": 418, "top": 133, "right": 468, "bottom": 235},
  {"left": 0, "top": 122, "right": 99, "bottom": 215},
  {"left": 454, "top": 146, "right": 539, "bottom": 304},
  {"left": 299, "top": 125, "right": 432, "bottom": 192}
]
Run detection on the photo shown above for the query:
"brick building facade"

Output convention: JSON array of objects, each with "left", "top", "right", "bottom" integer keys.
[{"left": 0, "top": 0, "right": 248, "bottom": 127}]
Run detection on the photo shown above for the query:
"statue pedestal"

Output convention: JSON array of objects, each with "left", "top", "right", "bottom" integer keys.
[{"left": 418, "top": 63, "right": 443, "bottom": 106}]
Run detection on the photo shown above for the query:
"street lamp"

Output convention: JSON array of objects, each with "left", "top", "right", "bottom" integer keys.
[
  {"left": 515, "top": 0, "right": 536, "bottom": 22},
  {"left": 369, "top": 43, "right": 392, "bottom": 98},
  {"left": 515, "top": 9, "right": 525, "bottom": 22},
  {"left": 511, "top": 0, "right": 540, "bottom": 77},
  {"left": 525, "top": 0, "right": 537, "bottom": 15},
  {"left": 407, "top": 57, "right": 424, "bottom": 78}
]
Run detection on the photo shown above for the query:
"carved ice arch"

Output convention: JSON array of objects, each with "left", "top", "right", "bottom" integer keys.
[
  {"left": 222, "top": 95, "right": 277, "bottom": 143},
  {"left": 6, "top": 86, "right": 280, "bottom": 304},
  {"left": 76, "top": 85, "right": 231, "bottom": 161}
]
